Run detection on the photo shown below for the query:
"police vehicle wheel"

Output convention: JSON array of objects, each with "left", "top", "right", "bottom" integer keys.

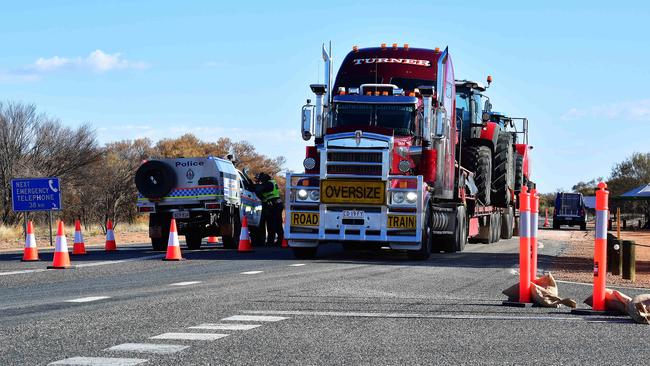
[
  {"left": 135, "top": 160, "right": 176, "bottom": 199},
  {"left": 292, "top": 247, "right": 317, "bottom": 259},
  {"left": 149, "top": 212, "right": 171, "bottom": 251},
  {"left": 185, "top": 234, "right": 202, "bottom": 250},
  {"left": 580, "top": 223, "right": 587, "bottom": 231},
  {"left": 222, "top": 211, "right": 242, "bottom": 249}
]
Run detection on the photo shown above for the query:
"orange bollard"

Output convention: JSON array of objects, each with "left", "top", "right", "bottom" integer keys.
[
  {"left": 518, "top": 186, "right": 532, "bottom": 303},
  {"left": 530, "top": 187, "right": 539, "bottom": 281},
  {"left": 543, "top": 208, "right": 550, "bottom": 228},
  {"left": 592, "top": 182, "right": 609, "bottom": 311}
]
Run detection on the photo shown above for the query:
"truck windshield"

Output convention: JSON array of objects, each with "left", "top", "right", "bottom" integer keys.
[{"left": 332, "top": 103, "right": 416, "bottom": 135}]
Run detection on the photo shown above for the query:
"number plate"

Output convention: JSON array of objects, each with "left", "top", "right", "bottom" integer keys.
[
  {"left": 173, "top": 210, "right": 190, "bottom": 219},
  {"left": 320, "top": 180, "right": 385, "bottom": 205},
  {"left": 387, "top": 215, "right": 416, "bottom": 229},
  {"left": 290, "top": 212, "right": 320, "bottom": 227},
  {"left": 343, "top": 210, "right": 365, "bottom": 218}
]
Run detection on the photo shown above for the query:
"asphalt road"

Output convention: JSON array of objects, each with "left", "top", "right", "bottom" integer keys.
[{"left": 1, "top": 236, "right": 648, "bottom": 365}]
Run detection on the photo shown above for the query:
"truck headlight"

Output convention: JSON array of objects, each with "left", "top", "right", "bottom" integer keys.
[
  {"left": 392, "top": 192, "right": 405, "bottom": 204},
  {"left": 406, "top": 191, "right": 417, "bottom": 203},
  {"left": 297, "top": 189, "right": 309, "bottom": 200},
  {"left": 309, "top": 190, "right": 320, "bottom": 201}
]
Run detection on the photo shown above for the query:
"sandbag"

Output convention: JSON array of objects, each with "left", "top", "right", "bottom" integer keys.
[
  {"left": 627, "top": 294, "right": 650, "bottom": 324},
  {"left": 502, "top": 273, "right": 576, "bottom": 308},
  {"left": 584, "top": 289, "right": 632, "bottom": 314}
]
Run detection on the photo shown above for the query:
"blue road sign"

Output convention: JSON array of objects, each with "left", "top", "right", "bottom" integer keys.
[{"left": 11, "top": 177, "right": 62, "bottom": 212}]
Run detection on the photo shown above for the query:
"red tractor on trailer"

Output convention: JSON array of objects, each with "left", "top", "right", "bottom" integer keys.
[{"left": 285, "top": 43, "right": 532, "bottom": 259}]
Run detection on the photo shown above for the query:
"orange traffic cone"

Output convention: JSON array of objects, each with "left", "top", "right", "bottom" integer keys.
[
  {"left": 238, "top": 216, "right": 253, "bottom": 252},
  {"left": 163, "top": 219, "right": 183, "bottom": 261},
  {"left": 105, "top": 219, "right": 117, "bottom": 251},
  {"left": 543, "top": 208, "right": 550, "bottom": 228},
  {"left": 281, "top": 238, "right": 288, "bottom": 248},
  {"left": 207, "top": 236, "right": 218, "bottom": 244},
  {"left": 22, "top": 221, "right": 39, "bottom": 261},
  {"left": 48, "top": 221, "right": 71, "bottom": 269},
  {"left": 72, "top": 219, "right": 86, "bottom": 255}
]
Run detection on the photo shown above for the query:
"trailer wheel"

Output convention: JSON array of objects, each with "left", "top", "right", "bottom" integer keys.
[
  {"left": 491, "top": 133, "right": 514, "bottom": 207},
  {"left": 463, "top": 145, "right": 492, "bottom": 205},
  {"left": 185, "top": 234, "right": 203, "bottom": 250},
  {"left": 500, "top": 207, "right": 514, "bottom": 239},
  {"left": 409, "top": 205, "right": 433, "bottom": 259}
]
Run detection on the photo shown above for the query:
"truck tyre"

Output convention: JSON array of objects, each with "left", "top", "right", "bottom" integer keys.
[
  {"left": 501, "top": 207, "right": 514, "bottom": 239},
  {"left": 514, "top": 154, "right": 524, "bottom": 193},
  {"left": 185, "top": 234, "right": 202, "bottom": 250},
  {"left": 440, "top": 206, "right": 466, "bottom": 253},
  {"left": 292, "top": 247, "right": 317, "bottom": 259},
  {"left": 463, "top": 145, "right": 492, "bottom": 205},
  {"left": 492, "top": 213, "right": 502, "bottom": 243},
  {"left": 149, "top": 212, "right": 172, "bottom": 251},
  {"left": 491, "top": 133, "right": 514, "bottom": 207},
  {"left": 221, "top": 209, "right": 242, "bottom": 249},
  {"left": 135, "top": 160, "right": 176, "bottom": 199},
  {"left": 408, "top": 205, "right": 433, "bottom": 259}
]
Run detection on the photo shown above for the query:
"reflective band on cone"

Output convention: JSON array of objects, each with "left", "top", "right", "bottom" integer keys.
[
  {"left": 518, "top": 186, "right": 531, "bottom": 303},
  {"left": 593, "top": 182, "right": 609, "bottom": 311},
  {"left": 22, "top": 221, "right": 39, "bottom": 261},
  {"left": 163, "top": 219, "right": 183, "bottom": 261},
  {"left": 105, "top": 219, "right": 117, "bottom": 251},
  {"left": 72, "top": 219, "right": 86, "bottom": 255},
  {"left": 48, "top": 221, "right": 71, "bottom": 269},
  {"left": 530, "top": 188, "right": 539, "bottom": 281},
  {"left": 238, "top": 216, "right": 253, "bottom": 252}
]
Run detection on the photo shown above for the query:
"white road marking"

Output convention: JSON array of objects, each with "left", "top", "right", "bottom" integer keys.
[
  {"left": 222, "top": 315, "right": 288, "bottom": 322},
  {"left": 65, "top": 296, "right": 111, "bottom": 303},
  {"left": 288, "top": 263, "right": 306, "bottom": 267},
  {"left": 74, "top": 254, "right": 165, "bottom": 268},
  {"left": 150, "top": 333, "right": 228, "bottom": 341},
  {"left": 169, "top": 281, "right": 202, "bottom": 286},
  {"left": 241, "top": 310, "right": 583, "bottom": 322},
  {"left": 106, "top": 343, "right": 189, "bottom": 354},
  {"left": 48, "top": 357, "right": 148, "bottom": 365},
  {"left": 0, "top": 269, "right": 47, "bottom": 276},
  {"left": 189, "top": 323, "right": 261, "bottom": 331},
  {"left": 240, "top": 271, "right": 263, "bottom": 275}
]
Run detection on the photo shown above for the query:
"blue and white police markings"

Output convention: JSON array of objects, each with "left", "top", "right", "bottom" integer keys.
[{"left": 11, "top": 177, "right": 62, "bottom": 212}]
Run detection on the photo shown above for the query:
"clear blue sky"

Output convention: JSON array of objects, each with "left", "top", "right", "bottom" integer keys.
[{"left": 1, "top": 1, "right": 648, "bottom": 192}]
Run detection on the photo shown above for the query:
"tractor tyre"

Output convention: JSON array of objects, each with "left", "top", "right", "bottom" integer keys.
[
  {"left": 463, "top": 145, "right": 492, "bottom": 205},
  {"left": 514, "top": 154, "right": 524, "bottom": 193},
  {"left": 491, "top": 133, "right": 514, "bottom": 207}
]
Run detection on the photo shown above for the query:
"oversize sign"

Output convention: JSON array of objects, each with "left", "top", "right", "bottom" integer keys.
[
  {"left": 11, "top": 177, "right": 62, "bottom": 212},
  {"left": 320, "top": 180, "right": 385, "bottom": 205}
]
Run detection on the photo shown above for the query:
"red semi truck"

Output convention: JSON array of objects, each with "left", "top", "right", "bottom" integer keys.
[{"left": 285, "top": 43, "right": 531, "bottom": 259}]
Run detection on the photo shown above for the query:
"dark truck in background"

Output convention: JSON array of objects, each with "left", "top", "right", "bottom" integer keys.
[{"left": 553, "top": 192, "right": 587, "bottom": 230}]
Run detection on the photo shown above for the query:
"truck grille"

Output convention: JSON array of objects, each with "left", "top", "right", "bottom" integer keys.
[{"left": 326, "top": 150, "right": 384, "bottom": 176}]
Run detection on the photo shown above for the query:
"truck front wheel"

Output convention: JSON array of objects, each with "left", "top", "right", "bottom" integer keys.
[{"left": 408, "top": 206, "right": 433, "bottom": 260}]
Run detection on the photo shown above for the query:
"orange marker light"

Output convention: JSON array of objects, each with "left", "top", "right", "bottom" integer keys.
[
  {"left": 353, "top": 45, "right": 359, "bottom": 52},
  {"left": 366, "top": 91, "right": 372, "bottom": 96},
  {"left": 487, "top": 75, "right": 493, "bottom": 84},
  {"left": 382, "top": 91, "right": 389, "bottom": 96},
  {"left": 404, "top": 43, "right": 409, "bottom": 50},
  {"left": 381, "top": 43, "right": 386, "bottom": 50},
  {"left": 374, "top": 91, "right": 380, "bottom": 96},
  {"left": 392, "top": 43, "right": 398, "bottom": 50},
  {"left": 434, "top": 47, "right": 440, "bottom": 53},
  {"left": 408, "top": 92, "right": 415, "bottom": 96}
]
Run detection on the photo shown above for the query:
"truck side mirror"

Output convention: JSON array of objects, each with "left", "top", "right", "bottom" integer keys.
[{"left": 301, "top": 100, "right": 314, "bottom": 141}]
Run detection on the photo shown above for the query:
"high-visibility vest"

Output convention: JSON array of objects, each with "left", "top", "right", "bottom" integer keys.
[{"left": 261, "top": 180, "right": 281, "bottom": 202}]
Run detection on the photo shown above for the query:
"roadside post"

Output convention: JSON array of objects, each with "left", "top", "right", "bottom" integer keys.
[
  {"left": 572, "top": 182, "right": 611, "bottom": 315},
  {"left": 622, "top": 240, "right": 636, "bottom": 282},
  {"left": 11, "top": 177, "right": 62, "bottom": 248},
  {"left": 503, "top": 185, "right": 532, "bottom": 307},
  {"left": 543, "top": 207, "right": 549, "bottom": 228},
  {"left": 530, "top": 186, "right": 539, "bottom": 281}
]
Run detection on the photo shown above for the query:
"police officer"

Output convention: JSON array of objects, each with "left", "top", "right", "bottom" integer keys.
[{"left": 254, "top": 172, "right": 284, "bottom": 246}]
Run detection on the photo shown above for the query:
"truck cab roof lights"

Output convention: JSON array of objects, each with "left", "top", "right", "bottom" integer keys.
[
  {"left": 393, "top": 88, "right": 404, "bottom": 96},
  {"left": 455, "top": 80, "right": 486, "bottom": 91},
  {"left": 434, "top": 47, "right": 440, "bottom": 53},
  {"left": 348, "top": 87, "right": 360, "bottom": 95},
  {"left": 360, "top": 83, "right": 398, "bottom": 95},
  {"left": 382, "top": 91, "right": 389, "bottom": 96},
  {"left": 404, "top": 43, "right": 409, "bottom": 50},
  {"left": 310, "top": 84, "right": 327, "bottom": 95},
  {"left": 381, "top": 43, "right": 387, "bottom": 50},
  {"left": 352, "top": 45, "right": 359, "bottom": 52},
  {"left": 392, "top": 43, "right": 398, "bottom": 50}
]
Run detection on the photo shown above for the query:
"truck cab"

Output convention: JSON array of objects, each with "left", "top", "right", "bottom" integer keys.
[{"left": 553, "top": 192, "right": 587, "bottom": 230}]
